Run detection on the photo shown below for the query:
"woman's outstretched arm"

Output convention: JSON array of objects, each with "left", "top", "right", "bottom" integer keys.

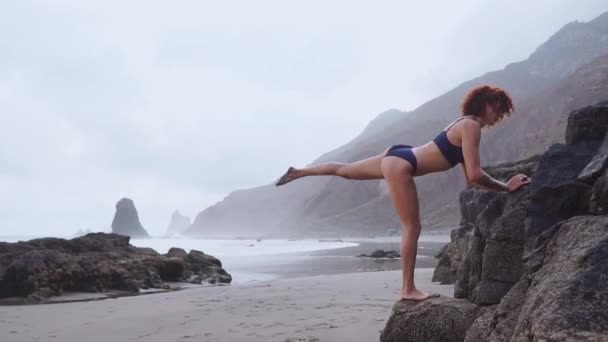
[
  {"left": 459, "top": 163, "right": 506, "bottom": 192},
  {"left": 460, "top": 121, "right": 531, "bottom": 192}
]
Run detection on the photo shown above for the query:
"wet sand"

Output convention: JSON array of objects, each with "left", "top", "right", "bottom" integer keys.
[
  {"left": 0, "top": 268, "right": 453, "bottom": 342},
  {"left": 226, "top": 239, "right": 446, "bottom": 282}
]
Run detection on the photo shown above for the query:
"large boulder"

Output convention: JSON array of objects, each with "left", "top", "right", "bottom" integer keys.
[
  {"left": 111, "top": 198, "right": 150, "bottom": 238},
  {"left": 523, "top": 142, "right": 597, "bottom": 254},
  {"left": 481, "top": 215, "right": 608, "bottom": 341},
  {"left": 380, "top": 296, "right": 490, "bottom": 342}
]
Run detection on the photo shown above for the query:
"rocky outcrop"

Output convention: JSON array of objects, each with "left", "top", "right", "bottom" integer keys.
[
  {"left": 165, "top": 210, "right": 191, "bottom": 237},
  {"left": 481, "top": 215, "right": 608, "bottom": 341},
  {"left": 380, "top": 297, "right": 491, "bottom": 342},
  {"left": 386, "top": 101, "right": 608, "bottom": 341},
  {"left": 432, "top": 225, "right": 473, "bottom": 285},
  {"left": 433, "top": 154, "right": 540, "bottom": 296},
  {"left": 357, "top": 249, "right": 400, "bottom": 258},
  {"left": 111, "top": 198, "right": 149, "bottom": 238},
  {"left": 0, "top": 233, "right": 231, "bottom": 304}
]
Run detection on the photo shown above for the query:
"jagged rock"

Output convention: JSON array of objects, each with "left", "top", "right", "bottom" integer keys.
[
  {"left": 165, "top": 210, "right": 191, "bottom": 237},
  {"left": 380, "top": 297, "right": 489, "bottom": 342},
  {"left": 391, "top": 101, "right": 608, "bottom": 341},
  {"left": 0, "top": 233, "right": 231, "bottom": 303},
  {"left": 463, "top": 304, "right": 497, "bottom": 342},
  {"left": 470, "top": 275, "right": 531, "bottom": 341},
  {"left": 485, "top": 216, "right": 608, "bottom": 341},
  {"left": 167, "top": 247, "right": 188, "bottom": 259},
  {"left": 433, "top": 225, "right": 473, "bottom": 284},
  {"left": 523, "top": 101, "right": 608, "bottom": 251},
  {"left": 589, "top": 168, "right": 608, "bottom": 214},
  {"left": 357, "top": 249, "right": 400, "bottom": 258},
  {"left": 452, "top": 155, "right": 539, "bottom": 305},
  {"left": 111, "top": 198, "right": 149, "bottom": 238},
  {"left": 188, "top": 250, "right": 232, "bottom": 284},
  {"left": 565, "top": 100, "right": 608, "bottom": 145},
  {"left": 578, "top": 127, "right": 608, "bottom": 183}
]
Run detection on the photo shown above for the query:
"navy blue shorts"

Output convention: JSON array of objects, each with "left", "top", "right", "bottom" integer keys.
[{"left": 385, "top": 144, "right": 417, "bottom": 173}]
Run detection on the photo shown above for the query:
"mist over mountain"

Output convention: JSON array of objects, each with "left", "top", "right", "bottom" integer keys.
[{"left": 187, "top": 12, "right": 608, "bottom": 238}]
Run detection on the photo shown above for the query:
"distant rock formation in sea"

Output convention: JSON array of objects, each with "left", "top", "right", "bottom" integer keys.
[
  {"left": 111, "top": 198, "right": 149, "bottom": 238},
  {"left": 164, "top": 210, "right": 191, "bottom": 237},
  {"left": 381, "top": 101, "right": 608, "bottom": 341},
  {"left": 0, "top": 233, "right": 231, "bottom": 304}
]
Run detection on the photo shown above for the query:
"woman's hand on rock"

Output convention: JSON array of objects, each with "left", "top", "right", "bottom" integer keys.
[{"left": 507, "top": 173, "right": 531, "bottom": 192}]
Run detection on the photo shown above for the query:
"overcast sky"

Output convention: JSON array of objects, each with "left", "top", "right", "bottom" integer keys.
[{"left": 1, "top": 1, "right": 607, "bottom": 237}]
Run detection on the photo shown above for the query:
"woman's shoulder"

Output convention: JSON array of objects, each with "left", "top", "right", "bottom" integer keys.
[
  {"left": 456, "top": 116, "right": 480, "bottom": 129},
  {"left": 447, "top": 116, "right": 479, "bottom": 132}
]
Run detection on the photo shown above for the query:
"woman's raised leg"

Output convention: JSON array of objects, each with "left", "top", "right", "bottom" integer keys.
[
  {"left": 381, "top": 156, "right": 438, "bottom": 301},
  {"left": 275, "top": 148, "right": 390, "bottom": 186}
]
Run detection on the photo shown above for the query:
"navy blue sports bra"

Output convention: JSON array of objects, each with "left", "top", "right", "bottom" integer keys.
[{"left": 433, "top": 117, "right": 469, "bottom": 167}]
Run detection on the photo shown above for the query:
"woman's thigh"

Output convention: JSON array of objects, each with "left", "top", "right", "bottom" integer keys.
[
  {"left": 381, "top": 157, "right": 421, "bottom": 229},
  {"left": 337, "top": 147, "right": 392, "bottom": 180}
]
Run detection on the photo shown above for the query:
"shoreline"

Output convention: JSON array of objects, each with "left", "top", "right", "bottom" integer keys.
[
  {"left": 0, "top": 269, "right": 454, "bottom": 342},
  {"left": 0, "top": 238, "right": 449, "bottom": 306}
]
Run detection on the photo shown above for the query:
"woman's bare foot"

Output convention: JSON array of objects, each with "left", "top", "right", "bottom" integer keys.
[
  {"left": 275, "top": 166, "right": 298, "bottom": 186},
  {"left": 400, "top": 288, "right": 440, "bottom": 301}
]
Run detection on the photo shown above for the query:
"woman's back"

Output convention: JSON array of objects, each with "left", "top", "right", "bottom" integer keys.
[{"left": 410, "top": 116, "right": 478, "bottom": 176}]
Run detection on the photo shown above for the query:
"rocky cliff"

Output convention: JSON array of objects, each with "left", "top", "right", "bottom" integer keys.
[
  {"left": 382, "top": 101, "right": 608, "bottom": 341},
  {"left": 187, "top": 12, "right": 608, "bottom": 238}
]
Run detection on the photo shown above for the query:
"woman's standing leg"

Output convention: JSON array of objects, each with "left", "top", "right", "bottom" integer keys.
[
  {"left": 276, "top": 148, "right": 390, "bottom": 185},
  {"left": 381, "top": 156, "right": 437, "bottom": 300}
]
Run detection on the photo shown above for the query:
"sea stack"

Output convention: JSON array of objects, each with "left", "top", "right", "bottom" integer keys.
[
  {"left": 165, "top": 210, "right": 191, "bottom": 237},
  {"left": 111, "top": 198, "right": 150, "bottom": 238}
]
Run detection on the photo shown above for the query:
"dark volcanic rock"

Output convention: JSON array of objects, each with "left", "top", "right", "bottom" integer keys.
[
  {"left": 523, "top": 142, "right": 596, "bottom": 253},
  {"left": 451, "top": 155, "right": 539, "bottom": 305},
  {"left": 0, "top": 233, "right": 231, "bottom": 303},
  {"left": 389, "top": 100, "right": 608, "bottom": 341},
  {"left": 357, "top": 249, "right": 400, "bottom": 258},
  {"left": 565, "top": 100, "right": 608, "bottom": 145},
  {"left": 578, "top": 128, "right": 608, "bottom": 183},
  {"left": 380, "top": 296, "right": 489, "bottom": 342},
  {"left": 111, "top": 198, "right": 149, "bottom": 238},
  {"left": 432, "top": 225, "right": 473, "bottom": 284},
  {"left": 590, "top": 168, "right": 608, "bottom": 214},
  {"left": 485, "top": 216, "right": 608, "bottom": 341},
  {"left": 466, "top": 276, "right": 530, "bottom": 341}
]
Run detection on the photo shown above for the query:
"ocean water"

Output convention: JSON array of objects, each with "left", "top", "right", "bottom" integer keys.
[{"left": 129, "top": 237, "right": 359, "bottom": 257}]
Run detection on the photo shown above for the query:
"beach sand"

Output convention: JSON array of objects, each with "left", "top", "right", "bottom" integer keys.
[{"left": 0, "top": 268, "right": 453, "bottom": 342}]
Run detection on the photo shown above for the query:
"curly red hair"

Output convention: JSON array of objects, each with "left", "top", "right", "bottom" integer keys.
[{"left": 460, "top": 85, "right": 514, "bottom": 123}]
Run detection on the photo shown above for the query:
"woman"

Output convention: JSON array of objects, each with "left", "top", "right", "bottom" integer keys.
[{"left": 275, "top": 85, "right": 531, "bottom": 301}]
